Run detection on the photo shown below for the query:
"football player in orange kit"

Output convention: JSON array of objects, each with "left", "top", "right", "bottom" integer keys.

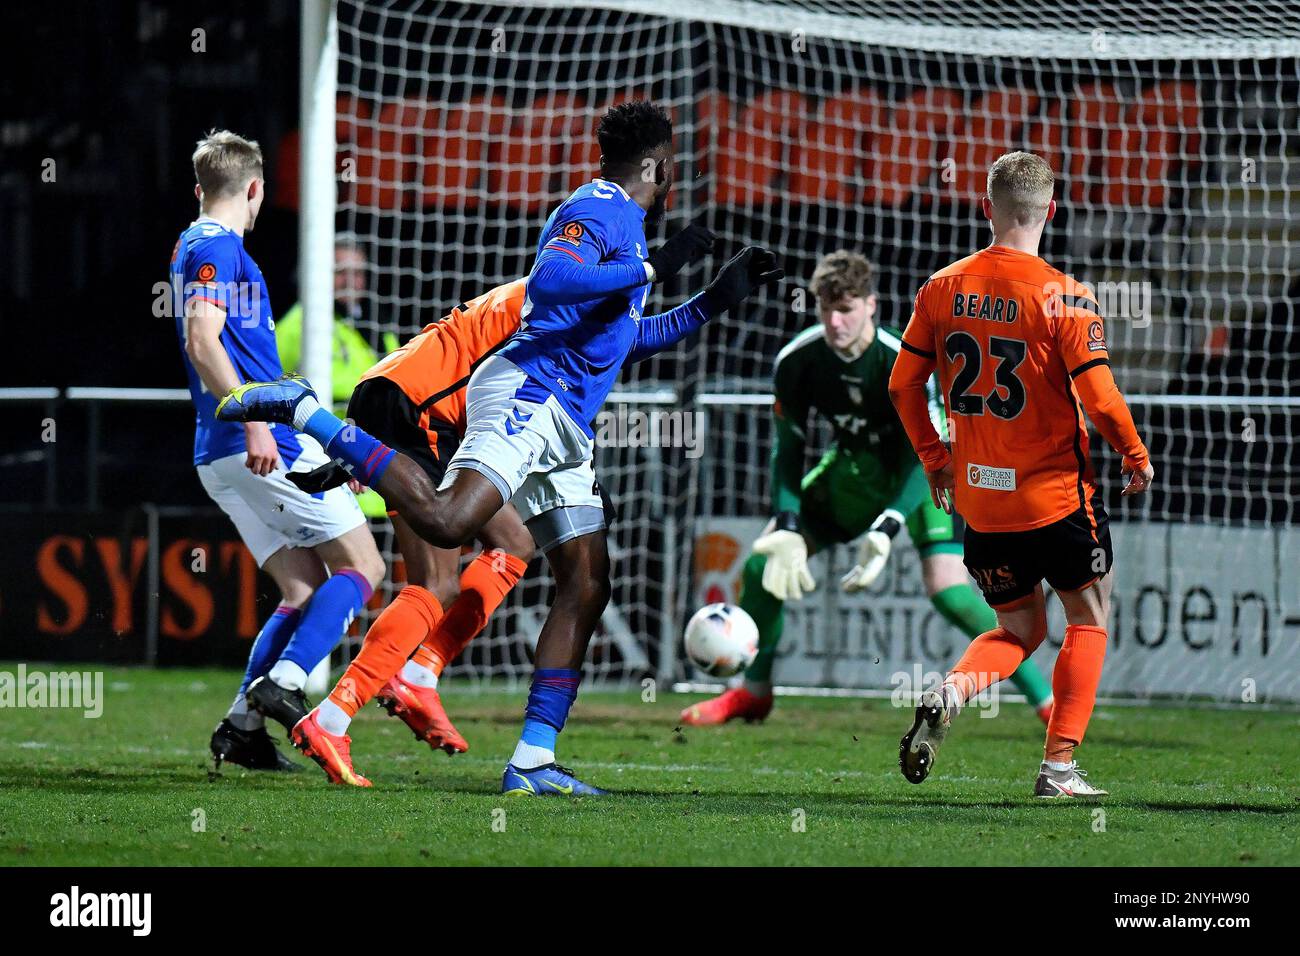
[
  {"left": 888, "top": 151, "right": 1155, "bottom": 798},
  {"left": 271, "top": 280, "right": 536, "bottom": 783}
]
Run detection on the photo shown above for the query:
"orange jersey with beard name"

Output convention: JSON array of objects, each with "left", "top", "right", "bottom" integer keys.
[
  {"left": 360, "top": 279, "right": 527, "bottom": 433},
  {"left": 889, "top": 245, "right": 1148, "bottom": 533}
]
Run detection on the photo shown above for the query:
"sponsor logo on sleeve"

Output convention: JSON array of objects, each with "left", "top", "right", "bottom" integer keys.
[
  {"left": 967, "top": 463, "right": 1016, "bottom": 491},
  {"left": 555, "top": 222, "right": 586, "bottom": 246},
  {"left": 1087, "top": 320, "right": 1107, "bottom": 352},
  {"left": 196, "top": 262, "right": 217, "bottom": 283}
]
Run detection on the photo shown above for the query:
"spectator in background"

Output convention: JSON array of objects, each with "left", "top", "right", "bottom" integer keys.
[{"left": 276, "top": 237, "right": 395, "bottom": 517}]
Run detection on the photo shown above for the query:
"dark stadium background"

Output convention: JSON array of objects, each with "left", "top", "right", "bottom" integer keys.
[
  {"left": 1, "top": 1, "right": 1295, "bottom": 666},
  {"left": 5, "top": 1, "right": 1296, "bottom": 515},
  {"left": 2, "top": 1, "right": 303, "bottom": 511}
]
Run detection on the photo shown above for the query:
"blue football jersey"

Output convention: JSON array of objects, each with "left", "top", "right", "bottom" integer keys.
[
  {"left": 497, "top": 179, "right": 651, "bottom": 435},
  {"left": 170, "top": 218, "right": 299, "bottom": 465}
]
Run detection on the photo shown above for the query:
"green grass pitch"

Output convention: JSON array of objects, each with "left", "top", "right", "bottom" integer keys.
[{"left": 0, "top": 665, "right": 1295, "bottom": 866}]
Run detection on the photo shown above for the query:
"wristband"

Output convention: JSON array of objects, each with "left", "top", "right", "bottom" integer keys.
[
  {"left": 869, "top": 509, "right": 904, "bottom": 539},
  {"left": 773, "top": 510, "right": 801, "bottom": 534}
]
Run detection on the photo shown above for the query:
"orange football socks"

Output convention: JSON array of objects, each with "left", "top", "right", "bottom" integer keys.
[
  {"left": 327, "top": 585, "right": 444, "bottom": 720},
  {"left": 941, "top": 626, "right": 1039, "bottom": 715},
  {"left": 1045, "top": 624, "right": 1108, "bottom": 763},
  {"left": 411, "top": 550, "right": 529, "bottom": 677}
]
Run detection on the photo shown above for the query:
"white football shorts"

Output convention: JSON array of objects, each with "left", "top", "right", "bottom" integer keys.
[
  {"left": 196, "top": 433, "right": 366, "bottom": 567},
  {"left": 443, "top": 354, "right": 603, "bottom": 526}
]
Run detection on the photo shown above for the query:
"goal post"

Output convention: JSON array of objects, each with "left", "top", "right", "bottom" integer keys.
[
  {"left": 318, "top": 0, "right": 1300, "bottom": 702},
  {"left": 299, "top": 0, "right": 338, "bottom": 696}
]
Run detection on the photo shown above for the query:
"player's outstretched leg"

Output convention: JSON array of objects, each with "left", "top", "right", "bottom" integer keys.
[
  {"left": 218, "top": 378, "right": 502, "bottom": 551},
  {"left": 218, "top": 375, "right": 401, "bottom": 488},
  {"left": 900, "top": 589, "right": 1047, "bottom": 783},
  {"left": 927, "top": 579, "right": 1055, "bottom": 724},
  {"left": 920, "top": 550, "right": 1054, "bottom": 723},
  {"left": 501, "top": 530, "right": 609, "bottom": 797},
  {"left": 680, "top": 550, "right": 776, "bottom": 726}
]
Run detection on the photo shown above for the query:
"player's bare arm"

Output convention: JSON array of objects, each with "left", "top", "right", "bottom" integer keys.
[{"left": 185, "top": 298, "right": 278, "bottom": 476}]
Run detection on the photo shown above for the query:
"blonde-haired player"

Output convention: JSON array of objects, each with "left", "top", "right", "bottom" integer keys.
[
  {"left": 890, "top": 151, "right": 1153, "bottom": 798},
  {"left": 172, "top": 130, "right": 384, "bottom": 769}
]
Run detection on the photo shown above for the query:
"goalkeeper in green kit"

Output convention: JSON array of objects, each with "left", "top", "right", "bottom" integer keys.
[{"left": 680, "top": 251, "right": 1054, "bottom": 726}]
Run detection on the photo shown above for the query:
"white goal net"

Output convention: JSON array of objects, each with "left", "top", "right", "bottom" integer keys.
[{"left": 329, "top": 0, "right": 1300, "bottom": 701}]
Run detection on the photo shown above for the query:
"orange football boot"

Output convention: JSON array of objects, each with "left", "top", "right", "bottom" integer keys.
[
  {"left": 679, "top": 687, "right": 774, "bottom": 726},
  {"left": 290, "top": 709, "right": 372, "bottom": 787},
  {"left": 376, "top": 674, "right": 469, "bottom": 754}
]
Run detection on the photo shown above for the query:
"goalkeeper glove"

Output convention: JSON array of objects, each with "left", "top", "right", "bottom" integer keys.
[
  {"left": 753, "top": 512, "right": 815, "bottom": 601},
  {"left": 646, "top": 220, "right": 715, "bottom": 283},
  {"left": 840, "top": 509, "right": 904, "bottom": 593},
  {"left": 702, "top": 246, "right": 784, "bottom": 315}
]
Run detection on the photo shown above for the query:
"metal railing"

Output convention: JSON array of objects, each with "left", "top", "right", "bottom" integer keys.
[{"left": 0, "top": 386, "right": 192, "bottom": 509}]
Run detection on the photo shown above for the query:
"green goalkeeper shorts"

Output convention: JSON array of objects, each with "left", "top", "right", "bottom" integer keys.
[{"left": 798, "top": 446, "right": 962, "bottom": 557}]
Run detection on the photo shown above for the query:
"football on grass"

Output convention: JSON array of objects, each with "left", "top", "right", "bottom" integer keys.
[{"left": 684, "top": 603, "right": 759, "bottom": 677}]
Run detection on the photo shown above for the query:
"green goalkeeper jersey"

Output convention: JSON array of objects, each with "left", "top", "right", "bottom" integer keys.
[{"left": 770, "top": 324, "right": 943, "bottom": 524}]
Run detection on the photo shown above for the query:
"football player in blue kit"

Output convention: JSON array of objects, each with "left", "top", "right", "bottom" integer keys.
[
  {"left": 173, "top": 130, "right": 384, "bottom": 771},
  {"left": 218, "top": 103, "right": 780, "bottom": 794}
]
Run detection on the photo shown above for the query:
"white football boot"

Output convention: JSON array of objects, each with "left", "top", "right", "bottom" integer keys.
[
  {"left": 1033, "top": 760, "right": 1109, "bottom": 799},
  {"left": 899, "top": 689, "right": 951, "bottom": 784}
]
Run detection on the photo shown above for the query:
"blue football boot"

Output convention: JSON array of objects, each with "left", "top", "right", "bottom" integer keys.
[
  {"left": 501, "top": 762, "right": 608, "bottom": 797},
  {"left": 216, "top": 374, "right": 317, "bottom": 426}
]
